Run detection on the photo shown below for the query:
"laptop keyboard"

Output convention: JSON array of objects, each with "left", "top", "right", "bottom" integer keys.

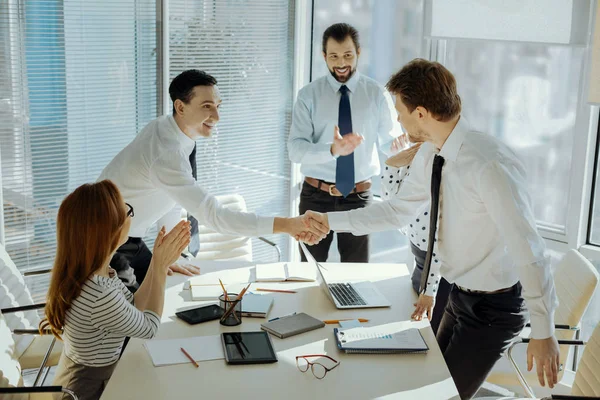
[{"left": 329, "top": 283, "right": 367, "bottom": 306}]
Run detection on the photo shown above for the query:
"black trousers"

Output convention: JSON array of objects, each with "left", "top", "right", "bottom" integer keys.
[
  {"left": 409, "top": 243, "right": 452, "bottom": 335},
  {"left": 437, "top": 283, "right": 527, "bottom": 399},
  {"left": 299, "top": 181, "right": 371, "bottom": 262},
  {"left": 110, "top": 237, "right": 153, "bottom": 292}
]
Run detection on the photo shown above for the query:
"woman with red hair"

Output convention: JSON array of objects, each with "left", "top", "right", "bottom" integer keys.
[{"left": 41, "top": 180, "right": 190, "bottom": 400}]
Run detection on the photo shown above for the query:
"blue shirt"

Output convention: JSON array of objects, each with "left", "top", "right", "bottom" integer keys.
[{"left": 288, "top": 72, "right": 402, "bottom": 183}]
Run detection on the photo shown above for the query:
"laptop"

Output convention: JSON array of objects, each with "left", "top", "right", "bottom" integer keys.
[{"left": 299, "top": 242, "right": 391, "bottom": 309}]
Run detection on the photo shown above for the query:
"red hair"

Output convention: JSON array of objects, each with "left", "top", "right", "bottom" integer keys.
[{"left": 40, "top": 180, "right": 127, "bottom": 338}]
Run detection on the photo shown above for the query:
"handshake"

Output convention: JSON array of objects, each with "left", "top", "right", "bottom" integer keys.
[{"left": 275, "top": 211, "right": 330, "bottom": 245}]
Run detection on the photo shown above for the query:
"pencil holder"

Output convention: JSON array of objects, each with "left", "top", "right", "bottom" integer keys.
[{"left": 219, "top": 293, "right": 242, "bottom": 326}]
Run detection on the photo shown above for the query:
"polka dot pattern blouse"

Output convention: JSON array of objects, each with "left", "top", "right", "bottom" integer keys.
[{"left": 381, "top": 163, "right": 442, "bottom": 296}]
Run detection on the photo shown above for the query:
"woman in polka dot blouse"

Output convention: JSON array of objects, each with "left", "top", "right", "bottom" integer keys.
[{"left": 381, "top": 144, "right": 452, "bottom": 334}]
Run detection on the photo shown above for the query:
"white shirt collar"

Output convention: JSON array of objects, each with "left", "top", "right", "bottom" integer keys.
[
  {"left": 166, "top": 114, "right": 196, "bottom": 154},
  {"left": 326, "top": 70, "right": 361, "bottom": 94},
  {"left": 438, "top": 116, "right": 469, "bottom": 162}
]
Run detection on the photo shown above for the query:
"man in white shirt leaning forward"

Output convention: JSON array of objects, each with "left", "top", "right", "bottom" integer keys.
[
  {"left": 302, "top": 59, "right": 560, "bottom": 400},
  {"left": 100, "top": 70, "right": 327, "bottom": 291}
]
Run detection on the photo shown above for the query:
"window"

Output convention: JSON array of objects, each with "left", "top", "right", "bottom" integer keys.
[
  {"left": 168, "top": 0, "right": 296, "bottom": 261},
  {"left": 444, "top": 41, "right": 585, "bottom": 234},
  {"left": 311, "top": 0, "right": 425, "bottom": 261},
  {"left": 0, "top": 0, "right": 158, "bottom": 275}
]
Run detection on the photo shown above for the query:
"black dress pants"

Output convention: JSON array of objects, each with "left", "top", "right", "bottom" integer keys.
[
  {"left": 299, "top": 181, "right": 371, "bottom": 262},
  {"left": 436, "top": 283, "right": 527, "bottom": 399}
]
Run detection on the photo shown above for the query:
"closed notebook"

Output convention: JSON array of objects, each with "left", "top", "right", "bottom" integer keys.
[
  {"left": 255, "top": 262, "right": 316, "bottom": 282},
  {"left": 334, "top": 326, "right": 429, "bottom": 354},
  {"left": 260, "top": 312, "right": 325, "bottom": 339},
  {"left": 241, "top": 294, "right": 274, "bottom": 318}
]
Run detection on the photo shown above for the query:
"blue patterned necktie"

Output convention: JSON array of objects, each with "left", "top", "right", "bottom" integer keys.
[
  {"left": 188, "top": 144, "right": 200, "bottom": 256},
  {"left": 335, "top": 85, "right": 355, "bottom": 197}
]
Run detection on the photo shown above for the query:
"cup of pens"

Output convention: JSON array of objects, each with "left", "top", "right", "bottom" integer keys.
[{"left": 219, "top": 293, "right": 243, "bottom": 326}]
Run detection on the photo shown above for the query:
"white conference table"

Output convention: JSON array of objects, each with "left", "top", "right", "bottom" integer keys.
[{"left": 101, "top": 261, "right": 459, "bottom": 400}]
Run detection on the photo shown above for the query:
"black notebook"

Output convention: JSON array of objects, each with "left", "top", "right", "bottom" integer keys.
[{"left": 334, "top": 326, "right": 429, "bottom": 354}]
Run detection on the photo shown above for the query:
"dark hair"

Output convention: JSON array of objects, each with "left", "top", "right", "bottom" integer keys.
[
  {"left": 169, "top": 69, "right": 217, "bottom": 115},
  {"left": 386, "top": 58, "right": 461, "bottom": 122},
  {"left": 322, "top": 23, "right": 360, "bottom": 53}
]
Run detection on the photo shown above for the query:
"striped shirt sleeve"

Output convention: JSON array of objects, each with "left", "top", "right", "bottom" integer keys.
[
  {"left": 117, "top": 279, "right": 134, "bottom": 304},
  {"left": 90, "top": 287, "right": 160, "bottom": 339}
]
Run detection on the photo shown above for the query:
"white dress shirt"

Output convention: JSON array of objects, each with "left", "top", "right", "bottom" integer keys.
[
  {"left": 99, "top": 115, "right": 274, "bottom": 238},
  {"left": 329, "top": 117, "right": 558, "bottom": 339},
  {"left": 288, "top": 72, "right": 402, "bottom": 183}
]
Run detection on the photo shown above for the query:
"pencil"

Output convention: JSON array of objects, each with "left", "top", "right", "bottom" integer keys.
[
  {"left": 218, "top": 279, "right": 228, "bottom": 301},
  {"left": 180, "top": 347, "right": 199, "bottom": 368},
  {"left": 323, "top": 318, "right": 370, "bottom": 324},
  {"left": 255, "top": 288, "right": 297, "bottom": 294}
]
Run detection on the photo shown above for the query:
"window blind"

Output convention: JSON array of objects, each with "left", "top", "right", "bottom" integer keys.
[
  {"left": 0, "top": 0, "right": 158, "bottom": 280},
  {"left": 168, "top": 0, "right": 295, "bottom": 261}
]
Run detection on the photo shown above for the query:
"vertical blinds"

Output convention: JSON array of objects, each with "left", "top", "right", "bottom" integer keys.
[
  {"left": 0, "top": 0, "right": 157, "bottom": 275},
  {"left": 169, "top": 0, "right": 295, "bottom": 261}
]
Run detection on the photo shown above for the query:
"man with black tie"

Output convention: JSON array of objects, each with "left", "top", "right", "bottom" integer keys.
[
  {"left": 302, "top": 59, "right": 560, "bottom": 399},
  {"left": 100, "top": 70, "right": 327, "bottom": 291},
  {"left": 288, "top": 23, "right": 403, "bottom": 263}
]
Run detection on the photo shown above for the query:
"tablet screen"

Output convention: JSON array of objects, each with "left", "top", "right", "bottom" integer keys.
[{"left": 222, "top": 332, "right": 278, "bottom": 364}]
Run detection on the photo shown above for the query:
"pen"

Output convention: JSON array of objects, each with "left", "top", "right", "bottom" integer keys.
[
  {"left": 268, "top": 312, "right": 297, "bottom": 322},
  {"left": 180, "top": 347, "right": 199, "bottom": 368},
  {"left": 323, "top": 318, "right": 370, "bottom": 324},
  {"left": 255, "top": 288, "right": 297, "bottom": 294},
  {"left": 218, "top": 279, "right": 228, "bottom": 301}
]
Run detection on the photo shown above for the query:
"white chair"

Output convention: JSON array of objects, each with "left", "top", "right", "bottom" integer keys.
[
  {"left": 0, "top": 243, "right": 62, "bottom": 387},
  {"left": 193, "top": 194, "right": 281, "bottom": 262},
  {"left": 508, "top": 321, "right": 600, "bottom": 399},
  {"left": 487, "top": 250, "right": 600, "bottom": 395},
  {"left": 0, "top": 310, "right": 76, "bottom": 399}
]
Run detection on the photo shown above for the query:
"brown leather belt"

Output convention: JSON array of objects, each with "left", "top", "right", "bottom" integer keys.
[
  {"left": 304, "top": 177, "right": 371, "bottom": 197},
  {"left": 456, "top": 284, "right": 514, "bottom": 295}
]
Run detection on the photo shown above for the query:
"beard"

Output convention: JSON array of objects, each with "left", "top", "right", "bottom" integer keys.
[
  {"left": 407, "top": 128, "right": 429, "bottom": 143},
  {"left": 329, "top": 65, "right": 356, "bottom": 83}
]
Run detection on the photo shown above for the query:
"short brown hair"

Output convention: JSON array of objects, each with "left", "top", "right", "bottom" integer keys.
[
  {"left": 322, "top": 23, "right": 360, "bottom": 53},
  {"left": 386, "top": 58, "right": 461, "bottom": 122}
]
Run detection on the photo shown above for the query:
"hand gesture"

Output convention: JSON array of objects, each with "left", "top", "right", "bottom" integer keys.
[
  {"left": 167, "top": 263, "right": 201, "bottom": 276},
  {"left": 152, "top": 221, "right": 191, "bottom": 273},
  {"left": 390, "top": 133, "right": 410, "bottom": 154},
  {"left": 295, "top": 211, "right": 330, "bottom": 245},
  {"left": 527, "top": 336, "right": 561, "bottom": 388},
  {"left": 331, "top": 125, "right": 364, "bottom": 157},
  {"left": 411, "top": 294, "right": 435, "bottom": 321}
]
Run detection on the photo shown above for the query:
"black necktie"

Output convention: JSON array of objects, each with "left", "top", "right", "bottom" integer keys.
[
  {"left": 188, "top": 144, "right": 200, "bottom": 256},
  {"left": 335, "top": 85, "right": 355, "bottom": 198},
  {"left": 419, "top": 155, "right": 444, "bottom": 294}
]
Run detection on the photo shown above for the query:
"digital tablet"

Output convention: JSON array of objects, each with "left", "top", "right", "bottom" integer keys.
[
  {"left": 175, "top": 304, "right": 223, "bottom": 325},
  {"left": 221, "top": 331, "right": 278, "bottom": 365}
]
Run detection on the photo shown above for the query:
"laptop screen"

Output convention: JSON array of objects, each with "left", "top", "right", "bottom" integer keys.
[{"left": 299, "top": 242, "right": 334, "bottom": 299}]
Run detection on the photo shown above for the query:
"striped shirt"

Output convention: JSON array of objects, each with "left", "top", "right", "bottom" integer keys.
[{"left": 62, "top": 274, "right": 160, "bottom": 367}]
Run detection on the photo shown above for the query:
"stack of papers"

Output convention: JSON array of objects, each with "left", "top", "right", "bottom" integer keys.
[
  {"left": 255, "top": 262, "right": 316, "bottom": 282},
  {"left": 144, "top": 335, "right": 224, "bottom": 367}
]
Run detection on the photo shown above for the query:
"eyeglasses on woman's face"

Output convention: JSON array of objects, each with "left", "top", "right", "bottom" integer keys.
[{"left": 125, "top": 203, "right": 134, "bottom": 218}]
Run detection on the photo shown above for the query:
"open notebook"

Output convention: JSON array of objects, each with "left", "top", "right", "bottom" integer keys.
[
  {"left": 334, "top": 325, "right": 429, "bottom": 354},
  {"left": 190, "top": 283, "right": 249, "bottom": 301},
  {"left": 255, "top": 262, "right": 316, "bottom": 282}
]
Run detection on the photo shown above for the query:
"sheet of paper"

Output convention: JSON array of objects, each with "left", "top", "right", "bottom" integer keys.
[
  {"left": 338, "top": 326, "right": 427, "bottom": 350},
  {"left": 144, "top": 335, "right": 224, "bottom": 367},
  {"left": 338, "top": 319, "right": 362, "bottom": 329}
]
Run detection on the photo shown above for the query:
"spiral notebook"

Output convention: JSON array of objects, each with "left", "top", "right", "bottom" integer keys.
[{"left": 334, "top": 325, "right": 429, "bottom": 354}]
